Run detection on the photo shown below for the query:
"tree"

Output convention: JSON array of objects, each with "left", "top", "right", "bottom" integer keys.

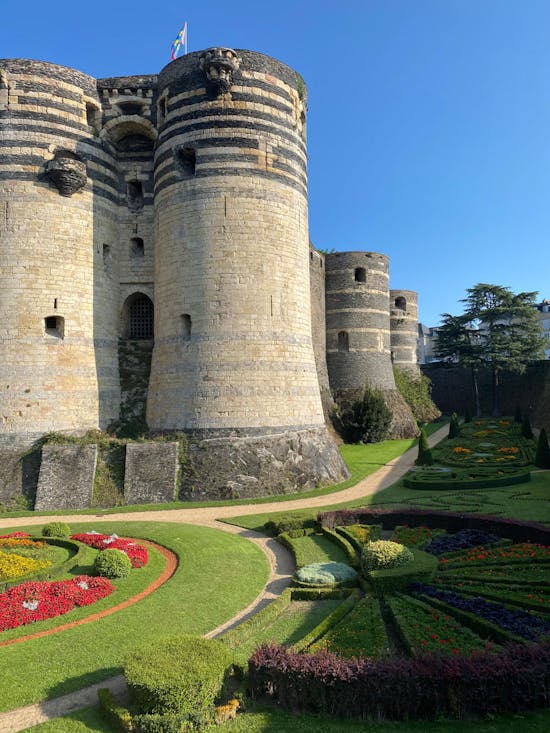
[
  {"left": 335, "top": 385, "right": 392, "bottom": 444},
  {"left": 435, "top": 284, "right": 545, "bottom": 416}
]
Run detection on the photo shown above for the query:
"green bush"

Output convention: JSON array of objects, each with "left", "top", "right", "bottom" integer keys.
[
  {"left": 124, "top": 635, "right": 232, "bottom": 721},
  {"left": 448, "top": 413, "right": 460, "bottom": 439},
  {"left": 334, "top": 385, "right": 392, "bottom": 444},
  {"left": 133, "top": 712, "right": 203, "bottom": 732},
  {"left": 535, "top": 428, "right": 550, "bottom": 469},
  {"left": 361, "top": 540, "right": 413, "bottom": 572},
  {"left": 522, "top": 414, "right": 534, "bottom": 439},
  {"left": 264, "top": 515, "right": 314, "bottom": 536},
  {"left": 415, "top": 428, "right": 434, "bottom": 466},
  {"left": 97, "top": 688, "right": 133, "bottom": 732},
  {"left": 367, "top": 548, "right": 438, "bottom": 594},
  {"left": 294, "top": 562, "right": 357, "bottom": 586},
  {"left": 94, "top": 548, "right": 132, "bottom": 579},
  {"left": 41, "top": 522, "right": 71, "bottom": 538},
  {"left": 393, "top": 367, "right": 441, "bottom": 423}
]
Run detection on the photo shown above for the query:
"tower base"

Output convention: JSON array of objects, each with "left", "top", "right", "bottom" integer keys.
[{"left": 179, "top": 426, "right": 350, "bottom": 501}]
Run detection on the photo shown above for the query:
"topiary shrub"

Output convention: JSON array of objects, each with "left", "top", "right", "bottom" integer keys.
[
  {"left": 361, "top": 540, "right": 413, "bottom": 573},
  {"left": 415, "top": 428, "right": 434, "bottom": 466},
  {"left": 94, "top": 548, "right": 132, "bottom": 579},
  {"left": 294, "top": 562, "right": 357, "bottom": 586},
  {"left": 41, "top": 522, "right": 71, "bottom": 538},
  {"left": 448, "top": 413, "right": 460, "bottom": 439},
  {"left": 522, "top": 414, "right": 534, "bottom": 439},
  {"left": 124, "top": 635, "right": 232, "bottom": 722},
  {"left": 535, "top": 428, "right": 550, "bottom": 469},
  {"left": 335, "top": 385, "right": 392, "bottom": 444}
]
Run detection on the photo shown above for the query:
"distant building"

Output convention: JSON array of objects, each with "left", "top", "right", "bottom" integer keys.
[
  {"left": 417, "top": 323, "right": 442, "bottom": 364},
  {"left": 535, "top": 300, "right": 550, "bottom": 359}
]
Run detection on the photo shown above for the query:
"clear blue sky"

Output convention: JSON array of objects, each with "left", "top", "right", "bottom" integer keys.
[{"left": 2, "top": 0, "right": 549, "bottom": 325}]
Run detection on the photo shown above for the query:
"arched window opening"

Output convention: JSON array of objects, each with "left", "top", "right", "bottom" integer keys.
[
  {"left": 354, "top": 267, "right": 366, "bottom": 283},
  {"left": 181, "top": 314, "right": 192, "bottom": 341},
  {"left": 395, "top": 296, "right": 407, "bottom": 312},
  {"left": 337, "top": 331, "right": 349, "bottom": 352},
  {"left": 117, "top": 101, "right": 144, "bottom": 116},
  {"left": 121, "top": 294, "right": 154, "bottom": 339},
  {"left": 45, "top": 315, "right": 64, "bottom": 339},
  {"left": 130, "top": 237, "right": 144, "bottom": 258},
  {"left": 175, "top": 147, "right": 196, "bottom": 178},
  {"left": 127, "top": 180, "right": 144, "bottom": 213},
  {"left": 115, "top": 134, "right": 154, "bottom": 153}
]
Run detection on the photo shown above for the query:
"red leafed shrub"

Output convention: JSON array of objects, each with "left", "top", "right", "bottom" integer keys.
[
  {"left": 0, "top": 576, "right": 114, "bottom": 632},
  {"left": 248, "top": 641, "right": 550, "bottom": 720},
  {"left": 71, "top": 533, "right": 148, "bottom": 568}
]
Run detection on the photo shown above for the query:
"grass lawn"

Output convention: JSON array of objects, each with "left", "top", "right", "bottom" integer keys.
[
  {"left": 22, "top": 704, "right": 550, "bottom": 732},
  {"left": 285, "top": 532, "right": 349, "bottom": 566},
  {"left": 0, "top": 521, "right": 269, "bottom": 711}
]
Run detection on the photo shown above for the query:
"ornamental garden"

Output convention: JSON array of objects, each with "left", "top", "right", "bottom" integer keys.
[{"left": 1, "top": 416, "right": 550, "bottom": 732}]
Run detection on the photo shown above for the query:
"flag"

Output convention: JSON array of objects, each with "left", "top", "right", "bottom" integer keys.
[{"left": 170, "top": 22, "right": 187, "bottom": 60}]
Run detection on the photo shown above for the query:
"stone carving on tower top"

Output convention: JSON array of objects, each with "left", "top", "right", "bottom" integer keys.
[
  {"left": 199, "top": 47, "right": 240, "bottom": 97},
  {"left": 45, "top": 149, "right": 87, "bottom": 197}
]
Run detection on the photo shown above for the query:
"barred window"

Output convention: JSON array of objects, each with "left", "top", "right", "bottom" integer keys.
[{"left": 129, "top": 295, "right": 153, "bottom": 339}]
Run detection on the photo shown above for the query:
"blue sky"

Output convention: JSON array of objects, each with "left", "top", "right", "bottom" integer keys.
[{"left": 1, "top": 0, "right": 549, "bottom": 325}]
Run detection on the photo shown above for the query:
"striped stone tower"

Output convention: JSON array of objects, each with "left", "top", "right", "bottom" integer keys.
[
  {"left": 146, "top": 49, "right": 347, "bottom": 494},
  {"left": 390, "top": 289, "right": 420, "bottom": 372}
]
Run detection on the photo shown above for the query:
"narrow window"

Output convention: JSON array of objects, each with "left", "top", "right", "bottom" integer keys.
[
  {"left": 85, "top": 102, "right": 100, "bottom": 131},
  {"left": 337, "top": 331, "right": 349, "bottom": 352},
  {"left": 175, "top": 147, "right": 196, "bottom": 178},
  {"left": 127, "top": 180, "right": 144, "bottom": 213},
  {"left": 181, "top": 314, "right": 192, "bottom": 341},
  {"left": 130, "top": 237, "right": 144, "bottom": 258},
  {"left": 395, "top": 296, "right": 407, "bottom": 311},
  {"left": 45, "top": 316, "right": 64, "bottom": 339},
  {"left": 354, "top": 267, "right": 366, "bottom": 283},
  {"left": 102, "top": 244, "right": 111, "bottom": 266}
]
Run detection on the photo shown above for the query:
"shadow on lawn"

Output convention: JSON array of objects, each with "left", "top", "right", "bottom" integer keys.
[{"left": 42, "top": 670, "right": 128, "bottom": 719}]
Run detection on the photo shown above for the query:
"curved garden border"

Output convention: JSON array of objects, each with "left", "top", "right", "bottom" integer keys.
[
  {"left": 249, "top": 510, "right": 550, "bottom": 721},
  {"left": 0, "top": 539, "right": 178, "bottom": 648}
]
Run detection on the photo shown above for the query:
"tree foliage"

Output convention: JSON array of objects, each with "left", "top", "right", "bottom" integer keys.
[
  {"left": 335, "top": 385, "right": 392, "bottom": 444},
  {"left": 435, "top": 284, "right": 545, "bottom": 415}
]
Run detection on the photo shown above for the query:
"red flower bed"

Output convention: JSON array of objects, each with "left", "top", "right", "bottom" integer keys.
[
  {"left": 0, "top": 532, "right": 31, "bottom": 539},
  {"left": 71, "top": 533, "right": 148, "bottom": 568},
  {"left": 0, "top": 576, "right": 114, "bottom": 632}
]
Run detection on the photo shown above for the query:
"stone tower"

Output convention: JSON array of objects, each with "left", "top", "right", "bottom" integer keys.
[
  {"left": 325, "top": 252, "right": 417, "bottom": 437},
  {"left": 390, "top": 289, "right": 419, "bottom": 372},
  {"left": 146, "top": 49, "right": 347, "bottom": 493},
  {"left": 0, "top": 60, "right": 120, "bottom": 436}
]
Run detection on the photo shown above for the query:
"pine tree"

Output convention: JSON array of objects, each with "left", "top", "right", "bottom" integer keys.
[
  {"left": 535, "top": 428, "right": 550, "bottom": 469},
  {"left": 521, "top": 414, "right": 534, "bottom": 439},
  {"left": 336, "top": 385, "right": 392, "bottom": 444},
  {"left": 448, "top": 413, "right": 460, "bottom": 439},
  {"left": 415, "top": 428, "right": 434, "bottom": 466}
]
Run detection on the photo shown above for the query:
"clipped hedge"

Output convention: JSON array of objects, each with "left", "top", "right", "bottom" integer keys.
[
  {"left": 221, "top": 589, "right": 292, "bottom": 653},
  {"left": 97, "top": 688, "right": 132, "bottom": 732},
  {"left": 404, "top": 466, "right": 531, "bottom": 490},
  {"left": 292, "top": 589, "right": 360, "bottom": 652},
  {"left": 264, "top": 516, "right": 316, "bottom": 536},
  {"left": 0, "top": 536, "right": 87, "bottom": 593},
  {"left": 335, "top": 524, "right": 381, "bottom": 555},
  {"left": 94, "top": 548, "right": 132, "bottom": 579},
  {"left": 320, "top": 527, "right": 358, "bottom": 567},
  {"left": 124, "top": 635, "right": 232, "bottom": 721},
  {"left": 249, "top": 640, "right": 550, "bottom": 720},
  {"left": 289, "top": 587, "right": 355, "bottom": 601},
  {"left": 361, "top": 541, "right": 413, "bottom": 572},
  {"left": 366, "top": 548, "right": 438, "bottom": 595},
  {"left": 41, "top": 522, "right": 71, "bottom": 538}
]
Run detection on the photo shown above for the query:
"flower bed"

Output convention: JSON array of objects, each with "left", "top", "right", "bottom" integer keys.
[
  {"left": 442, "top": 563, "right": 550, "bottom": 585},
  {"left": 439, "top": 542, "right": 550, "bottom": 567},
  {"left": 0, "top": 551, "right": 51, "bottom": 581},
  {"left": 0, "top": 576, "right": 114, "bottom": 632},
  {"left": 435, "top": 579, "right": 550, "bottom": 614},
  {"left": 425, "top": 528, "right": 501, "bottom": 556},
  {"left": 71, "top": 532, "right": 148, "bottom": 567},
  {"left": 385, "top": 592, "right": 495, "bottom": 656},
  {"left": 390, "top": 525, "right": 445, "bottom": 547}
]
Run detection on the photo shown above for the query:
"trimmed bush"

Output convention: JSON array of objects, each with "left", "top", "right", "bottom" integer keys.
[
  {"left": 97, "top": 688, "right": 133, "bottom": 732},
  {"left": 367, "top": 547, "right": 438, "bottom": 594},
  {"left": 448, "top": 413, "right": 460, "bottom": 439},
  {"left": 264, "top": 515, "right": 314, "bottom": 536},
  {"left": 294, "top": 562, "right": 357, "bottom": 586},
  {"left": 125, "top": 635, "right": 232, "bottom": 721},
  {"left": 521, "top": 414, "right": 534, "bottom": 439},
  {"left": 361, "top": 540, "right": 413, "bottom": 572},
  {"left": 415, "top": 428, "right": 434, "bottom": 466},
  {"left": 41, "top": 522, "right": 71, "bottom": 538},
  {"left": 94, "top": 548, "right": 132, "bottom": 579},
  {"left": 335, "top": 385, "right": 392, "bottom": 444},
  {"left": 535, "top": 428, "right": 550, "bottom": 469}
]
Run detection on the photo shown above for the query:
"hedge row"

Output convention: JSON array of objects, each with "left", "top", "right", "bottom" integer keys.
[
  {"left": 317, "top": 509, "right": 550, "bottom": 545},
  {"left": 221, "top": 589, "right": 292, "bottom": 653},
  {"left": 292, "top": 589, "right": 360, "bottom": 652},
  {"left": 248, "top": 640, "right": 550, "bottom": 720},
  {"left": 366, "top": 548, "right": 438, "bottom": 595},
  {"left": 403, "top": 469, "right": 531, "bottom": 491},
  {"left": 320, "top": 527, "right": 358, "bottom": 567},
  {"left": 334, "top": 525, "right": 381, "bottom": 556},
  {"left": 435, "top": 580, "right": 550, "bottom": 615}
]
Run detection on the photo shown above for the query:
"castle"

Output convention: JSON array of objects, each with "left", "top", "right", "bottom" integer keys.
[{"left": 0, "top": 48, "right": 418, "bottom": 506}]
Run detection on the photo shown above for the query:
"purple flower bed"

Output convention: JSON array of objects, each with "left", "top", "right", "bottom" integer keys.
[
  {"left": 424, "top": 529, "right": 500, "bottom": 556},
  {"left": 411, "top": 584, "right": 550, "bottom": 641}
]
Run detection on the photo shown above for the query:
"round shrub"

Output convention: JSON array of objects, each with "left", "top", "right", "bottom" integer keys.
[
  {"left": 94, "top": 548, "right": 132, "bottom": 579},
  {"left": 41, "top": 522, "right": 71, "bottom": 538},
  {"left": 361, "top": 540, "right": 413, "bottom": 572},
  {"left": 295, "top": 562, "right": 357, "bottom": 586},
  {"left": 124, "top": 635, "right": 232, "bottom": 721}
]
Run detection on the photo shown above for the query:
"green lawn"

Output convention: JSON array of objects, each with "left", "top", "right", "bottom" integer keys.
[
  {"left": 0, "top": 521, "right": 269, "bottom": 711},
  {"left": 22, "top": 704, "right": 550, "bottom": 733}
]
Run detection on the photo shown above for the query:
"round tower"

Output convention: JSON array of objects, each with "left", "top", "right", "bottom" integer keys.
[
  {"left": 0, "top": 59, "right": 120, "bottom": 437},
  {"left": 390, "top": 289, "right": 419, "bottom": 372},
  {"left": 147, "top": 49, "right": 347, "bottom": 495},
  {"left": 325, "top": 251, "right": 417, "bottom": 438}
]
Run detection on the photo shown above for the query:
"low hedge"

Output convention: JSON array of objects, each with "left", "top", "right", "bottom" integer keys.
[
  {"left": 292, "top": 589, "right": 360, "bottom": 652},
  {"left": 248, "top": 640, "right": 550, "bottom": 720},
  {"left": 276, "top": 531, "right": 318, "bottom": 569},
  {"left": 289, "top": 587, "right": 355, "bottom": 601},
  {"left": 0, "top": 536, "right": 87, "bottom": 593},
  {"left": 124, "top": 635, "right": 232, "bottom": 721},
  {"left": 435, "top": 580, "right": 550, "bottom": 616},
  {"left": 320, "top": 527, "right": 358, "bottom": 567},
  {"left": 264, "top": 516, "right": 316, "bottom": 536},
  {"left": 221, "top": 589, "right": 292, "bottom": 652},
  {"left": 361, "top": 540, "right": 414, "bottom": 572},
  {"left": 97, "top": 688, "right": 132, "bottom": 732},
  {"left": 366, "top": 548, "right": 438, "bottom": 594},
  {"left": 403, "top": 468, "right": 531, "bottom": 490},
  {"left": 335, "top": 524, "right": 381, "bottom": 555}
]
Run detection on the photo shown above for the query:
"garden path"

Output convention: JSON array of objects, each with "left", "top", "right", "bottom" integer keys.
[{"left": 0, "top": 424, "right": 448, "bottom": 733}]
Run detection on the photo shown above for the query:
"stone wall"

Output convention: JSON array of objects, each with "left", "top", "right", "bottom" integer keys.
[
  {"left": 390, "top": 289, "right": 419, "bottom": 372},
  {"left": 34, "top": 443, "right": 97, "bottom": 510}
]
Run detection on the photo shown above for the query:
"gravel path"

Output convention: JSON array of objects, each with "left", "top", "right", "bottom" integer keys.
[{"left": 0, "top": 425, "right": 447, "bottom": 732}]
